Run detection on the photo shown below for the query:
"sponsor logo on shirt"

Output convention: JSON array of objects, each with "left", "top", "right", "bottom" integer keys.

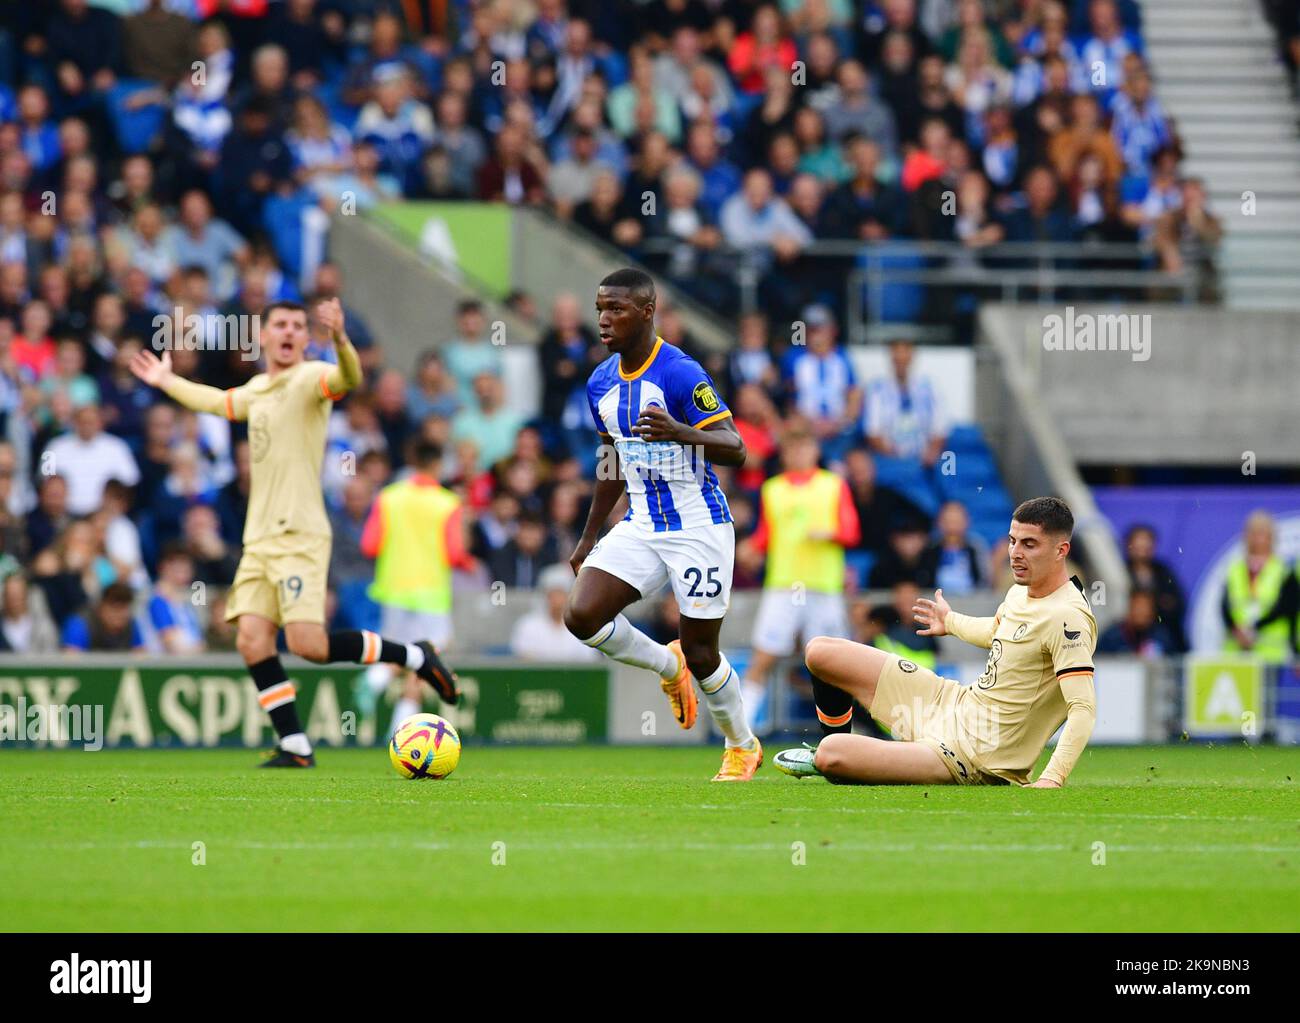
[{"left": 692, "top": 382, "right": 720, "bottom": 413}]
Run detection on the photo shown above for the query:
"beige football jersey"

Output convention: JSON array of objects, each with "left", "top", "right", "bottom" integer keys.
[
  {"left": 226, "top": 360, "right": 337, "bottom": 544},
  {"left": 947, "top": 575, "right": 1097, "bottom": 784}
]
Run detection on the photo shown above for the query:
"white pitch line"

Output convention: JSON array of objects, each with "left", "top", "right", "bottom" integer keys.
[
  {"left": 11, "top": 792, "right": 1296, "bottom": 827},
  {"left": 10, "top": 838, "right": 1300, "bottom": 855}
]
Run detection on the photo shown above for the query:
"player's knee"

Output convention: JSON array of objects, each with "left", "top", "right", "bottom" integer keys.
[
  {"left": 804, "top": 635, "right": 836, "bottom": 673},
  {"left": 814, "top": 734, "right": 849, "bottom": 776},
  {"left": 562, "top": 597, "right": 606, "bottom": 642},
  {"left": 236, "top": 629, "right": 273, "bottom": 664}
]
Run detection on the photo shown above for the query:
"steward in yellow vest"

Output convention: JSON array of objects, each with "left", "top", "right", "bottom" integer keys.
[
  {"left": 1220, "top": 512, "right": 1296, "bottom": 664},
  {"left": 361, "top": 446, "right": 477, "bottom": 613}
]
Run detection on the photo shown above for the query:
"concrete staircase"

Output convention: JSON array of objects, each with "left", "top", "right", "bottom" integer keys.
[{"left": 1143, "top": 0, "right": 1300, "bottom": 309}]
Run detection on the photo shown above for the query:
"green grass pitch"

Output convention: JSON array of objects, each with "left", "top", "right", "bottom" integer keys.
[{"left": 3, "top": 744, "right": 1297, "bottom": 931}]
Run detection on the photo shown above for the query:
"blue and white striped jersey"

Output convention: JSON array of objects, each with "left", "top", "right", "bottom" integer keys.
[{"left": 587, "top": 337, "right": 733, "bottom": 532}]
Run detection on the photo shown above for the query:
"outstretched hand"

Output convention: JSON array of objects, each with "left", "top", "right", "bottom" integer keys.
[
  {"left": 913, "top": 587, "right": 951, "bottom": 637},
  {"left": 315, "top": 297, "right": 345, "bottom": 340},
  {"left": 129, "top": 347, "right": 173, "bottom": 388}
]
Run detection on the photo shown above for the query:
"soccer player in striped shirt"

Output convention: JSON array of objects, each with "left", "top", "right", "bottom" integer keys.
[{"left": 564, "top": 268, "right": 762, "bottom": 780}]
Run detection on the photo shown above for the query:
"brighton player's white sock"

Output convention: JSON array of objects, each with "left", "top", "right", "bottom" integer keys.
[
  {"left": 280, "top": 731, "right": 312, "bottom": 755},
  {"left": 698, "top": 656, "right": 756, "bottom": 749},
  {"left": 390, "top": 696, "right": 419, "bottom": 736},
  {"left": 404, "top": 644, "right": 426, "bottom": 670},
  {"left": 580, "top": 614, "right": 678, "bottom": 677}
]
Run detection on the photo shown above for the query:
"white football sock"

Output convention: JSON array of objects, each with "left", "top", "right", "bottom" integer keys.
[
  {"left": 580, "top": 614, "right": 677, "bottom": 678},
  {"left": 280, "top": 731, "right": 312, "bottom": 755},
  {"left": 390, "top": 696, "right": 420, "bottom": 736},
  {"left": 365, "top": 663, "right": 392, "bottom": 694},
  {"left": 742, "top": 678, "right": 767, "bottom": 726},
  {"left": 404, "top": 644, "right": 426, "bottom": 671},
  {"left": 698, "top": 656, "right": 755, "bottom": 749}
]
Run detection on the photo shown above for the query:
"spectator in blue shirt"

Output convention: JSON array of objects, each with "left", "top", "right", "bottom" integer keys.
[
  {"left": 61, "top": 581, "right": 146, "bottom": 652},
  {"left": 147, "top": 543, "right": 205, "bottom": 653},
  {"left": 920, "top": 501, "right": 987, "bottom": 595},
  {"left": 17, "top": 85, "right": 61, "bottom": 174},
  {"left": 1109, "top": 64, "right": 1170, "bottom": 179},
  {"left": 355, "top": 65, "right": 435, "bottom": 196},
  {"left": 1075, "top": 0, "right": 1143, "bottom": 102},
  {"left": 782, "top": 304, "right": 861, "bottom": 460},
  {"left": 685, "top": 120, "right": 742, "bottom": 221}
]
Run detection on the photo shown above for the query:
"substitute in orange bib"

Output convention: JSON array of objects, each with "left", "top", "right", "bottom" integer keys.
[
  {"left": 360, "top": 440, "right": 478, "bottom": 736},
  {"left": 737, "top": 429, "right": 860, "bottom": 735}
]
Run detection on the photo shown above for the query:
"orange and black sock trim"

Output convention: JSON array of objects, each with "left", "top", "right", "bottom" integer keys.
[
  {"left": 812, "top": 673, "right": 854, "bottom": 736},
  {"left": 328, "top": 629, "right": 409, "bottom": 666},
  {"left": 250, "top": 656, "right": 303, "bottom": 739}
]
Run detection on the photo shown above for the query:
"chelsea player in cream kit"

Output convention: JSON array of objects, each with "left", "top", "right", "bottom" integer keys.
[
  {"left": 131, "top": 299, "right": 458, "bottom": 766},
  {"left": 564, "top": 268, "right": 762, "bottom": 781},
  {"left": 775, "top": 497, "right": 1097, "bottom": 787}
]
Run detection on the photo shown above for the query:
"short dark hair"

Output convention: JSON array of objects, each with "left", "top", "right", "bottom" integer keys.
[
  {"left": 101, "top": 582, "right": 135, "bottom": 606},
  {"left": 1012, "top": 496, "right": 1074, "bottom": 538},
  {"left": 599, "top": 267, "right": 655, "bottom": 305},
  {"left": 159, "top": 541, "right": 191, "bottom": 564},
  {"left": 262, "top": 300, "right": 307, "bottom": 321},
  {"left": 411, "top": 440, "right": 443, "bottom": 468}
]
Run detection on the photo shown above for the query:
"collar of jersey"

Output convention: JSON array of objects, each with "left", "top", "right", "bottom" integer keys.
[{"left": 618, "top": 336, "right": 664, "bottom": 381}]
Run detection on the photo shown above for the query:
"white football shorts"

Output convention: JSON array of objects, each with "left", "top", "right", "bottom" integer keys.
[
  {"left": 582, "top": 519, "right": 735, "bottom": 620},
  {"left": 751, "top": 588, "right": 849, "bottom": 656}
]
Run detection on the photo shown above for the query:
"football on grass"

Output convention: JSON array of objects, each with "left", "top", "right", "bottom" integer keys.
[{"left": 389, "top": 714, "right": 461, "bottom": 780}]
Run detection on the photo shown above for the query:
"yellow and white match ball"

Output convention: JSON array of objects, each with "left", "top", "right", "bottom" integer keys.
[{"left": 389, "top": 714, "right": 461, "bottom": 779}]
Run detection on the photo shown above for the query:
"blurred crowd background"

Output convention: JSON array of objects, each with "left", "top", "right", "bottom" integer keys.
[{"left": 0, "top": 0, "right": 1276, "bottom": 662}]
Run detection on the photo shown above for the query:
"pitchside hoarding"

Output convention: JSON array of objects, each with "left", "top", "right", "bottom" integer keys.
[{"left": 0, "top": 661, "right": 608, "bottom": 749}]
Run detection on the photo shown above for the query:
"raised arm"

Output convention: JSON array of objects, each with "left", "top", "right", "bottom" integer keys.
[
  {"left": 130, "top": 348, "right": 246, "bottom": 420},
  {"left": 316, "top": 297, "right": 363, "bottom": 398},
  {"left": 913, "top": 588, "right": 1001, "bottom": 648}
]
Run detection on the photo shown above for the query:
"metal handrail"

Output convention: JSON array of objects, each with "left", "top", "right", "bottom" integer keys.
[{"left": 634, "top": 236, "right": 1213, "bottom": 341}]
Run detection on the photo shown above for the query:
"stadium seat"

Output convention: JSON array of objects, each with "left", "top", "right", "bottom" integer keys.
[
  {"left": 857, "top": 244, "right": 928, "bottom": 323},
  {"left": 107, "top": 81, "right": 167, "bottom": 154}
]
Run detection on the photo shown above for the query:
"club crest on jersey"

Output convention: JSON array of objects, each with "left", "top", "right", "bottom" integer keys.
[
  {"left": 1013, "top": 623, "right": 1028, "bottom": 640},
  {"left": 899, "top": 659, "right": 918, "bottom": 673},
  {"left": 692, "top": 382, "right": 720, "bottom": 412}
]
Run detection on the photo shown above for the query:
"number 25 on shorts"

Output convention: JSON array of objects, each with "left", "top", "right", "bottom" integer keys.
[{"left": 684, "top": 566, "right": 721, "bottom": 598}]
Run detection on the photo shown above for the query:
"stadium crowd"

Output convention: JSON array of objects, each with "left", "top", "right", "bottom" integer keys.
[{"left": 0, "top": 0, "right": 1214, "bottom": 658}]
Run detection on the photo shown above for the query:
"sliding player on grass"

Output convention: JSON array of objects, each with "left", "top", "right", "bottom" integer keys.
[
  {"left": 774, "top": 497, "right": 1096, "bottom": 787},
  {"left": 564, "top": 268, "right": 762, "bottom": 781},
  {"left": 130, "top": 299, "right": 458, "bottom": 767}
]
